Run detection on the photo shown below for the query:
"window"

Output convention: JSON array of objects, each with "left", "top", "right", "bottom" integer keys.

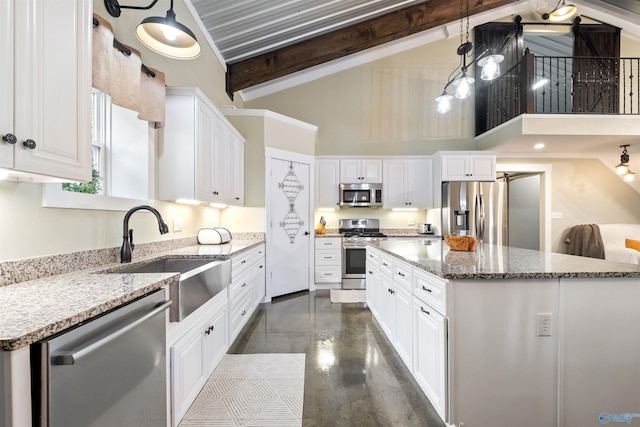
[{"left": 43, "top": 89, "right": 152, "bottom": 211}]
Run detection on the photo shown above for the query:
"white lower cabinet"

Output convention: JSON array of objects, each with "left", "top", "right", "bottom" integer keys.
[
  {"left": 229, "top": 244, "right": 265, "bottom": 344},
  {"left": 367, "top": 247, "right": 448, "bottom": 425},
  {"left": 314, "top": 238, "right": 342, "bottom": 284},
  {"left": 412, "top": 298, "right": 447, "bottom": 421},
  {"left": 171, "top": 298, "right": 228, "bottom": 426}
]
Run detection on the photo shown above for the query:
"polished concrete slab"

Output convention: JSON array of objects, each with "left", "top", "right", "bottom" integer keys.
[{"left": 229, "top": 290, "right": 446, "bottom": 427}]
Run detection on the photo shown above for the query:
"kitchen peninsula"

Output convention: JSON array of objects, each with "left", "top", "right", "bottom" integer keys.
[{"left": 366, "top": 237, "right": 640, "bottom": 427}]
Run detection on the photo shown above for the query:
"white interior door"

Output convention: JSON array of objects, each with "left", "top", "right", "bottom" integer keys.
[{"left": 266, "top": 150, "right": 312, "bottom": 299}]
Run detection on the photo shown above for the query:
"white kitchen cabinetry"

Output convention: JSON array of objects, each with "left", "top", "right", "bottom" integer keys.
[
  {"left": 439, "top": 152, "right": 496, "bottom": 181},
  {"left": 229, "top": 245, "right": 265, "bottom": 343},
  {"left": 161, "top": 87, "right": 245, "bottom": 206},
  {"left": 340, "top": 159, "right": 383, "bottom": 183},
  {"left": 314, "top": 238, "right": 342, "bottom": 284},
  {"left": 383, "top": 158, "right": 434, "bottom": 209},
  {"left": 392, "top": 260, "right": 413, "bottom": 370},
  {"left": 365, "top": 246, "right": 381, "bottom": 316},
  {"left": 170, "top": 296, "right": 228, "bottom": 426},
  {"left": 315, "top": 158, "right": 341, "bottom": 209},
  {"left": 413, "top": 296, "right": 447, "bottom": 421},
  {"left": 0, "top": 0, "right": 91, "bottom": 182}
]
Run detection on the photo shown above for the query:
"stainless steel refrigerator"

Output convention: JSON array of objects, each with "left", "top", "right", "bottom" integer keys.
[{"left": 441, "top": 178, "right": 508, "bottom": 245}]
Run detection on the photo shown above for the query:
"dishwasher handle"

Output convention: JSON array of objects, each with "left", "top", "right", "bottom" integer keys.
[{"left": 51, "top": 300, "right": 172, "bottom": 366}]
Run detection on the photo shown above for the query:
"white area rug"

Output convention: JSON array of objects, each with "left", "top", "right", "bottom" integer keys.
[
  {"left": 179, "top": 353, "right": 305, "bottom": 427},
  {"left": 330, "top": 289, "right": 366, "bottom": 303}
]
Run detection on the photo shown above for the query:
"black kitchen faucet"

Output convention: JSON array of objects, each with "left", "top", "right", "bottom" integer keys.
[{"left": 121, "top": 205, "right": 169, "bottom": 263}]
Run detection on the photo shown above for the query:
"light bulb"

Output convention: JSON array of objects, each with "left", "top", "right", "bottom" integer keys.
[
  {"left": 435, "top": 93, "right": 453, "bottom": 114},
  {"left": 623, "top": 172, "right": 635, "bottom": 182},
  {"left": 478, "top": 54, "right": 504, "bottom": 81},
  {"left": 616, "top": 164, "right": 629, "bottom": 175},
  {"left": 453, "top": 76, "right": 474, "bottom": 99},
  {"left": 161, "top": 24, "right": 180, "bottom": 41}
]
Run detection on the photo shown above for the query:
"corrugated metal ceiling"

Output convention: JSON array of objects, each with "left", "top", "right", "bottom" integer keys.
[{"left": 190, "top": 0, "right": 431, "bottom": 63}]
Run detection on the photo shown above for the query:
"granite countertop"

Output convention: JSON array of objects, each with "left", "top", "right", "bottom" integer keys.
[
  {"left": 373, "top": 238, "right": 640, "bottom": 280},
  {"left": 0, "top": 239, "right": 264, "bottom": 351}
]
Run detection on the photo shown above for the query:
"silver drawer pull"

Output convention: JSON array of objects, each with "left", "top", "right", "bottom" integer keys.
[
  {"left": 422, "top": 286, "right": 432, "bottom": 293},
  {"left": 420, "top": 307, "right": 430, "bottom": 315},
  {"left": 323, "top": 256, "right": 332, "bottom": 259},
  {"left": 323, "top": 273, "right": 332, "bottom": 276},
  {"left": 324, "top": 242, "right": 332, "bottom": 245}
]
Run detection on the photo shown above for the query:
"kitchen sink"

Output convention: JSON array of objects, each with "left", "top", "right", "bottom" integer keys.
[{"left": 104, "top": 257, "right": 231, "bottom": 322}]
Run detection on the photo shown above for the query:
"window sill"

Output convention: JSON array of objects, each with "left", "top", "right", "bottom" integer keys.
[{"left": 42, "top": 184, "right": 151, "bottom": 211}]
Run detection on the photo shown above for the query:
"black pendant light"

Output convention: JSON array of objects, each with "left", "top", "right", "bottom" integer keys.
[{"left": 104, "top": 0, "right": 201, "bottom": 60}]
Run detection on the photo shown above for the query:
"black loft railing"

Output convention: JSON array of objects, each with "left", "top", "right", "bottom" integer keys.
[{"left": 482, "top": 50, "right": 640, "bottom": 133}]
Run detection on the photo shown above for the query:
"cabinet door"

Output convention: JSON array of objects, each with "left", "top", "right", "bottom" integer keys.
[
  {"left": 407, "top": 158, "right": 434, "bottom": 208},
  {"left": 383, "top": 159, "right": 407, "bottom": 208},
  {"left": 171, "top": 327, "right": 206, "bottom": 426},
  {"left": 441, "top": 155, "right": 469, "bottom": 181},
  {"left": 252, "top": 249, "right": 266, "bottom": 306},
  {"left": 0, "top": 0, "right": 13, "bottom": 169},
  {"left": 210, "top": 118, "right": 228, "bottom": 203},
  {"left": 315, "top": 159, "right": 340, "bottom": 208},
  {"left": 196, "top": 100, "right": 215, "bottom": 202},
  {"left": 413, "top": 300, "right": 447, "bottom": 421},
  {"left": 378, "top": 277, "right": 396, "bottom": 341},
  {"left": 468, "top": 155, "right": 496, "bottom": 181},
  {"left": 12, "top": 0, "right": 91, "bottom": 181},
  {"left": 361, "top": 159, "right": 383, "bottom": 183},
  {"left": 228, "top": 133, "right": 244, "bottom": 205},
  {"left": 366, "top": 267, "right": 380, "bottom": 317},
  {"left": 394, "top": 285, "right": 413, "bottom": 371},
  {"left": 203, "top": 306, "right": 228, "bottom": 376},
  {"left": 340, "top": 159, "right": 362, "bottom": 183}
]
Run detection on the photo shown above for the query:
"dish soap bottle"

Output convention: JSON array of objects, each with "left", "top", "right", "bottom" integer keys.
[{"left": 315, "top": 216, "right": 327, "bottom": 235}]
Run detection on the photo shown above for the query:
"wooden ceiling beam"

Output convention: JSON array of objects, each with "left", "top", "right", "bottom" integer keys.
[{"left": 226, "top": 0, "right": 516, "bottom": 96}]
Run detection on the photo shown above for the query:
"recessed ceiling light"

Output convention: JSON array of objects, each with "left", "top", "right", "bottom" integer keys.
[{"left": 534, "top": 143, "right": 546, "bottom": 149}]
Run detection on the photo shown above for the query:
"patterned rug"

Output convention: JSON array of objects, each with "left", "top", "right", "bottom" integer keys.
[
  {"left": 178, "top": 353, "right": 305, "bottom": 427},
  {"left": 330, "top": 289, "right": 366, "bottom": 303}
]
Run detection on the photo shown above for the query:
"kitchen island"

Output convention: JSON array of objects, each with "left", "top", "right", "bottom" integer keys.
[{"left": 366, "top": 237, "right": 640, "bottom": 427}]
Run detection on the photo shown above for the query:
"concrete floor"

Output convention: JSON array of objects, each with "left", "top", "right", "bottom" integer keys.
[{"left": 228, "top": 290, "right": 445, "bottom": 427}]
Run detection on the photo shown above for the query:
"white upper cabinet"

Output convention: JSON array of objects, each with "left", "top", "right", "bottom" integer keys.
[
  {"left": 0, "top": 0, "right": 91, "bottom": 181},
  {"left": 340, "top": 159, "right": 383, "bottom": 183},
  {"left": 383, "top": 158, "right": 433, "bottom": 209},
  {"left": 160, "top": 87, "right": 245, "bottom": 206},
  {"left": 315, "top": 158, "right": 340, "bottom": 209},
  {"left": 439, "top": 153, "right": 496, "bottom": 181}
]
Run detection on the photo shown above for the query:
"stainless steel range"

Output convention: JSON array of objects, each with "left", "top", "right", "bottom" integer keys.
[{"left": 340, "top": 219, "right": 386, "bottom": 289}]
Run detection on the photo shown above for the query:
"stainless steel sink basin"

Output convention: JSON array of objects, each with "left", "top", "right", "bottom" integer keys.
[{"left": 106, "top": 257, "right": 231, "bottom": 322}]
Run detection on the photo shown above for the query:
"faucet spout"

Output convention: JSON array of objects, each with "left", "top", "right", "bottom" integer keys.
[{"left": 121, "top": 205, "right": 170, "bottom": 263}]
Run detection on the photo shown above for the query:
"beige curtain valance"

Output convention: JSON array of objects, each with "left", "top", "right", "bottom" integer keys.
[{"left": 92, "top": 14, "right": 165, "bottom": 125}]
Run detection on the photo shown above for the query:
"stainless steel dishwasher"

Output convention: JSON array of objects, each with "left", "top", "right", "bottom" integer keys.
[{"left": 31, "top": 289, "right": 171, "bottom": 427}]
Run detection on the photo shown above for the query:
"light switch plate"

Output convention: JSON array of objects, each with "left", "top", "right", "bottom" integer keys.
[{"left": 173, "top": 218, "right": 182, "bottom": 233}]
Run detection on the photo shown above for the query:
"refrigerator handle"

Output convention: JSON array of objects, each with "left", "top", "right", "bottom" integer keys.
[{"left": 476, "top": 194, "right": 485, "bottom": 241}]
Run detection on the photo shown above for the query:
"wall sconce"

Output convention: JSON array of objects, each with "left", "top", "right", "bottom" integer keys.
[
  {"left": 615, "top": 145, "right": 636, "bottom": 182},
  {"left": 104, "top": 0, "right": 201, "bottom": 60},
  {"left": 542, "top": 0, "right": 578, "bottom": 22},
  {"left": 435, "top": 0, "right": 503, "bottom": 113}
]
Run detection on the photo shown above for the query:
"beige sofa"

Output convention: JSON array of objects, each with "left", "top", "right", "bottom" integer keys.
[{"left": 598, "top": 224, "right": 640, "bottom": 265}]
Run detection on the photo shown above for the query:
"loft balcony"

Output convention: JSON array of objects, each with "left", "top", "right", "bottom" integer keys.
[{"left": 476, "top": 49, "right": 640, "bottom": 155}]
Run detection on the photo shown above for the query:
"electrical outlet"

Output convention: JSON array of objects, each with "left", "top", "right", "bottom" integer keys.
[
  {"left": 408, "top": 218, "right": 415, "bottom": 226},
  {"left": 537, "top": 313, "right": 552, "bottom": 336},
  {"left": 173, "top": 218, "right": 183, "bottom": 233}
]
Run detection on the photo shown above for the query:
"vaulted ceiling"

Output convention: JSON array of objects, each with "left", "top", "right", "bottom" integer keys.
[{"left": 188, "top": 0, "right": 640, "bottom": 99}]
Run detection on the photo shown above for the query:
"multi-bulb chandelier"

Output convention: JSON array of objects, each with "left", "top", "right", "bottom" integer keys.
[
  {"left": 435, "top": 0, "right": 504, "bottom": 114},
  {"left": 615, "top": 145, "right": 636, "bottom": 182}
]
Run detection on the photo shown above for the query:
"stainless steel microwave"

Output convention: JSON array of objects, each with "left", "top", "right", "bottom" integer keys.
[{"left": 339, "top": 183, "right": 382, "bottom": 207}]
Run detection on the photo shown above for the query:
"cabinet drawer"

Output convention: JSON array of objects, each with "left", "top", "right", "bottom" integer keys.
[
  {"left": 315, "top": 249, "right": 341, "bottom": 265},
  {"left": 413, "top": 269, "right": 447, "bottom": 315},
  {"left": 314, "top": 267, "right": 342, "bottom": 283},
  {"left": 250, "top": 244, "right": 265, "bottom": 263},
  {"left": 228, "top": 272, "right": 252, "bottom": 306},
  {"left": 230, "top": 293, "right": 253, "bottom": 339},
  {"left": 393, "top": 261, "right": 412, "bottom": 291},
  {"left": 366, "top": 246, "right": 380, "bottom": 266},
  {"left": 379, "top": 253, "right": 394, "bottom": 279},
  {"left": 232, "top": 250, "right": 253, "bottom": 278},
  {"left": 315, "top": 238, "right": 341, "bottom": 249}
]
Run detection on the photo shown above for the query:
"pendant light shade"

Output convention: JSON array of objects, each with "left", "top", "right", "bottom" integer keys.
[
  {"left": 452, "top": 74, "right": 475, "bottom": 99},
  {"left": 435, "top": 92, "right": 453, "bottom": 114},
  {"left": 615, "top": 145, "right": 636, "bottom": 182},
  {"left": 136, "top": 8, "right": 201, "bottom": 59},
  {"left": 546, "top": 0, "right": 577, "bottom": 22},
  {"left": 478, "top": 54, "right": 504, "bottom": 81},
  {"left": 105, "top": 0, "right": 201, "bottom": 60}
]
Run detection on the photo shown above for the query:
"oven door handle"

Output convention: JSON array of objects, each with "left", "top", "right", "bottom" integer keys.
[{"left": 51, "top": 300, "right": 172, "bottom": 366}]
